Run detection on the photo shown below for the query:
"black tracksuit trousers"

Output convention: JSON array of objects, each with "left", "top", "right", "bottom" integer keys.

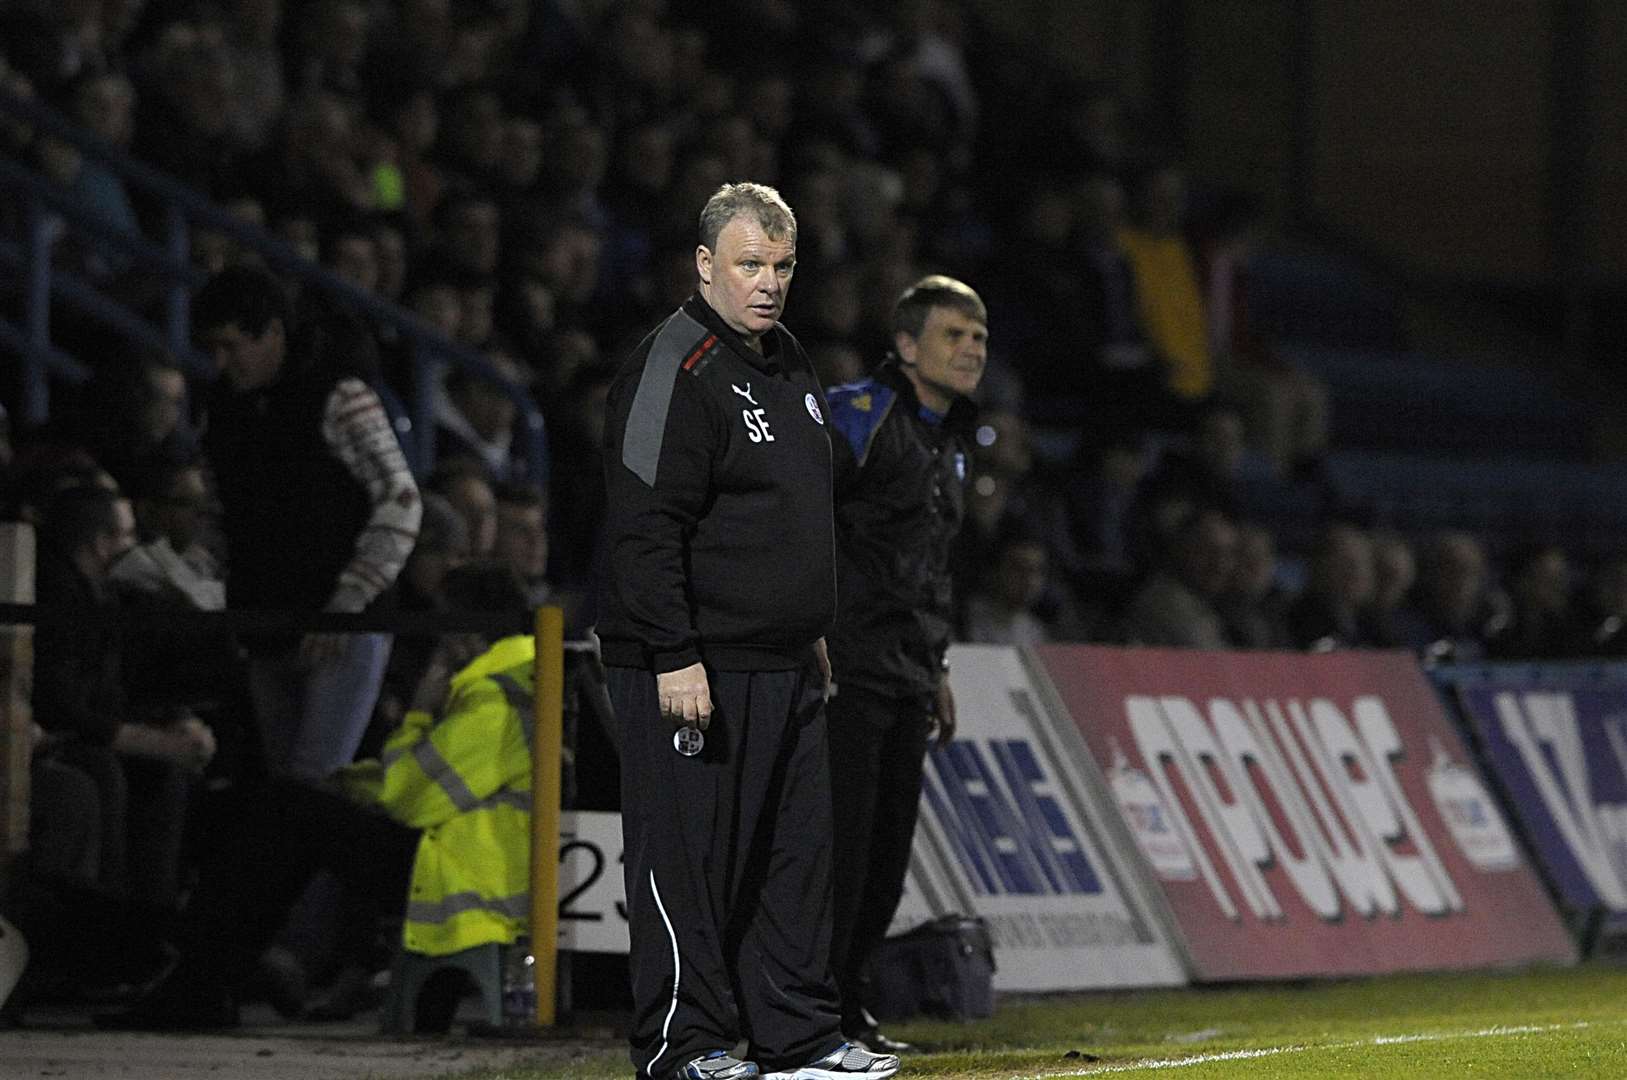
[
  {"left": 612, "top": 665, "right": 845, "bottom": 1078},
  {"left": 825, "top": 684, "right": 932, "bottom": 1026}
]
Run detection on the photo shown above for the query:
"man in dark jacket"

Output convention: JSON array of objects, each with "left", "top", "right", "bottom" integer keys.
[
  {"left": 823, "top": 275, "right": 988, "bottom": 1052},
  {"left": 194, "top": 265, "right": 422, "bottom": 781},
  {"left": 600, "top": 182, "right": 897, "bottom": 1080}
]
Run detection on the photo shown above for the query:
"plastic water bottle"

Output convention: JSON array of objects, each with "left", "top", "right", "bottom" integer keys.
[{"left": 501, "top": 938, "right": 536, "bottom": 1026}]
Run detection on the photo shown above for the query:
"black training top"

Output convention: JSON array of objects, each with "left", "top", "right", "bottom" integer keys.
[{"left": 598, "top": 294, "right": 837, "bottom": 673}]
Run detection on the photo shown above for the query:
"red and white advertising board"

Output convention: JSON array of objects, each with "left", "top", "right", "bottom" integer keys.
[
  {"left": 888, "top": 645, "right": 1187, "bottom": 990},
  {"left": 1035, "top": 646, "right": 1576, "bottom": 980}
]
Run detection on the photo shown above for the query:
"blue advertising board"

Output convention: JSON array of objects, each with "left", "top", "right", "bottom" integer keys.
[{"left": 1456, "top": 681, "right": 1627, "bottom": 923}]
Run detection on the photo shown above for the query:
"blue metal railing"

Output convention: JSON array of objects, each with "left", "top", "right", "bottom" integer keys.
[{"left": 0, "top": 86, "right": 546, "bottom": 483}]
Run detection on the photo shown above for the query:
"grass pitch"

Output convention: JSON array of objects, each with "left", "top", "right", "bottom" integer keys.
[{"left": 453, "top": 963, "right": 1627, "bottom": 1079}]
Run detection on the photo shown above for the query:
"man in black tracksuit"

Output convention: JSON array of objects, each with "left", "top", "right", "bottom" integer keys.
[
  {"left": 600, "top": 183, "right": 898, "bottom": 1080},
  {"left": 823, "top": 276, "right": 988, "bottom": 1052}
]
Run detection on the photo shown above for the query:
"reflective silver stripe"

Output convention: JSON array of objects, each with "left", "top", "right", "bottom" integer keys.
[
  {"left": 488, "top": 789, "right": 531, "bottom": 813},
  {"left": 489, "top": 673, "right": 535, "bottom": 743},
  {"left": 623, "top": 309, "right": 710, "bottom": 486},
  {"left": 412, "top": 740, "right": 480, "bottom": 812},
  {"left": 405, "top": 888, "right": 530, "bottom": 924}
]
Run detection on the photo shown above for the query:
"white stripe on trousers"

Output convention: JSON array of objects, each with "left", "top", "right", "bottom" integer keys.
[{"left": 648, "top": 870, "right": 682, "bottom": 1077}]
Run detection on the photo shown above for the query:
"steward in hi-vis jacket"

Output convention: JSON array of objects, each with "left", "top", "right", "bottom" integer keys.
[{"left": 345, "top": 632, "right": 536, "bottom": 957}]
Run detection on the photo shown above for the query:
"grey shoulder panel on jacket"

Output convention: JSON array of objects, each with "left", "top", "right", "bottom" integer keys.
[{"left": 622, "top": 309, "right": 712, "bottom": 487}]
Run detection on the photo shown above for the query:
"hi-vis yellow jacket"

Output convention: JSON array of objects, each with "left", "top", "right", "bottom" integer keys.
[{"left": 343, "top": 635, "right": 536, "bottom": 957}]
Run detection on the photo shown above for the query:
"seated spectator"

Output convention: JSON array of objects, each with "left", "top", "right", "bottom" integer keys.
[
  {"left": 101, "top": 563, "right": 536, "bottom": 1031},
  {"left": 428, "top": 460, "right": 497, "bottom": 557},
  {"left": 110, "top": 459, "right": 222, "bottom": 612},
  {"left": 1196, "top": 190, "right": 1331, "bottom": 476},
  {"left": 1399, "top": 530, "right": 1497, "bottom": 663},
  {"left": 962, "top": 528, "right": 1054, "bottom": 645},
  {"left": 1120, "top": 506, "right": 1238, "bottom": 648},
  {"left": 1286, "top": 522, "right": 1377, "bottom": 651},
  {"left": 1487, "top": 542, "right": 1574, "bottom": 660},
  {"left": 1131, "top": 403, "right": 1247, "bottom": 569},
  {"left": 1567, "top": 554, "right": 1627, "bottom": 655},
  {"left": 1117, "top": 162, "right": 1211, "bottom": 405},
  {"left": 1363, "top": 529, "right": 1420, "bottom": 647},
  {"left": 33, "top": 484, "right": 215, "bottom": 908},
  {"left": 493, "top": 480, "right": 552, "bottom": 608},
  {"left": 434, "top": 349, "right": 534, "bottom": 486},
  {"left": 84, "top": 355, "right": 199, "bottom": 486},
  {"left": 1220, "top": 520, "right": 1292, "bottom": 649}
]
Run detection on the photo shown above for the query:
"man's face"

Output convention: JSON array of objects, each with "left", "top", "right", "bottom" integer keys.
[
  {"left": 897, "top": 305, "right": 987, "bottom": 407},
  {"left": 697, "top": 214, "right": 796, "bottom": 342},
  {"left": 205, "top": 318, "right": 286, "bottom": 391},
  {"left": 156, "top": 467, "right": 210, "bottom": 551},
  {"left": 495, "top": 502, "right": 548, "bottom": 580},
  {"left": 95, "top": 498, "right": 138, "bottom": 574}
]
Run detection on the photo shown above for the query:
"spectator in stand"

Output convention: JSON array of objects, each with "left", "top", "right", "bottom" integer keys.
[
  {"left": 428, "top": 460, "right": 498, "bottom": 558},
  {"left": 216, "top": 0, "right": 285, "bottom": 154},
  {"left": 433, "top": 189, "right": 502, "bottom": 280},
  {"left": 1403, "top": 530, "right": 1494, "bottom": 663},
  {"left": 1567, "top": 554, "right": 1627, "bottom": 655},
  {"left": 1363, "top": 529, "right": 1420, "bottom": 647},
  {"left": 434, "top": 348, "right": 532, "bottom": 485},
  {"left": 259, "top": 90, "right": 376, "bottom": 225},
  {"left": 1286, "top": 522, "right": 1377, "bottom": 651},
  {"left": 1221, "top": 520, "right": 1292, "bottom": 649},
  {"left": 1118, "top": 162, "right": 1211, "bottom": 409},
  {"left": 33, "top": 484, "right": 215, "bottom": 906},
  {"left": 1070, "top": 172, "right": 1179, "bottom": 440},
  {"left": 194, "top": 264, "right": 422, "bottom": 781},
  {"left": 434, "top": 84, "right": 505, "bottom": 192},
  {"left": 1121, "top": 506, "right": 1238, "bottom": 648},
  {"left": 84, "top": 355, "right": 198, "bottom": 485},
  {"left": 1131, "top": 402, "right": 1247, "bottom": 570},
  {"left": 57, "top": 70, "right": 142, "bottom": 280},
  {"left": 133, "top": 23, "right": 245, "bottom": 200},
  {"left": 1196, "top": 191, "right": 1330, "bottom": 477},
  {"left": 321, "top": 220, "right": 380, "bottom": 295},
  {"left": 109, "top": 458, "right": 222, "bottom": 613},
  {"left": 962, "top": 527, "right": 1054, "bottom": 645},
  {"left": 492, "top": 480, "right": 553, "bottom": 608},
  {"left": 1487, "top": 542, "right": 1574, "bottom": 659}
]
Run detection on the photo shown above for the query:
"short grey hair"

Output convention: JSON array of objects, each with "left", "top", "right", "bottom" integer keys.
[{"left": 698, "top": 182, "right": 797, "bottom": 252}]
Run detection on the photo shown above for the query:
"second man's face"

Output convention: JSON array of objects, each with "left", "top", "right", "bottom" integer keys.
[
  {"left": 900, "top": 305, "right": 988, "bottom": 403},
  {"left": 698, "top": 215, "right": 796, "bottom": 340}
]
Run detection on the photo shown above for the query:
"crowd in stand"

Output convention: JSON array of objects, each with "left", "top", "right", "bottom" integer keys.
[{"left": 4, "top": 0, "right": 1627, "bottom": 1020}]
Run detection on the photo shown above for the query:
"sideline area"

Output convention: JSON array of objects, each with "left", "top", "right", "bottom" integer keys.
[{"left": 0, "top": 1004, "right": 622, "bottom": 1079}]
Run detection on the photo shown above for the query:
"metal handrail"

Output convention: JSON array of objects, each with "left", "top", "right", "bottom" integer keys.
[{"left": 0, "top": 85, "right": 546, "bottom": 482}]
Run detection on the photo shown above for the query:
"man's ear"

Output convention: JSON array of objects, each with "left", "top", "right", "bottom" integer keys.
[
  {"left": 894, "top": 330, "right": 918, "bottom": 366},
  {"left": 695, "top": 244, "right": 713, "bottom": 287}
]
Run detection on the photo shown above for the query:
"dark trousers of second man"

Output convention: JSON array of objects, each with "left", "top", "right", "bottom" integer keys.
[
  {"left": 825, "top": 684, "right": 932, "bottom": 1028},
  {"left": 613, "top": 663, "right": 845, "bottom": 1078}
]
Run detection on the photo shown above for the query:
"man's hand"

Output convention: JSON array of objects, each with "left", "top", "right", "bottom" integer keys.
[
  {"left": 929, "top": 678, "right": 957, "bottom": 750},
  {"left": 174, "top": 715, "right": 218, "bottom": 774},
  {"left": 657, "top": 662, "right": 713, "bottom": 729},
  {"left": 813, "top": 637, "right": 832, "bottom": 700},
  {"left": 299, "top": 632, "right": 349, "bottom": 671}
]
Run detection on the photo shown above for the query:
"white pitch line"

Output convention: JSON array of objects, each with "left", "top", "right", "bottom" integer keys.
[{"left": 1010, "top": 1020, "right": 1596, "bottom": 1078}]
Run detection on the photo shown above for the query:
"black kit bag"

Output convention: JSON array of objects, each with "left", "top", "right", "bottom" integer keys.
[{"left": 864, "top": 915, "right": 996, "bottom": 1022}]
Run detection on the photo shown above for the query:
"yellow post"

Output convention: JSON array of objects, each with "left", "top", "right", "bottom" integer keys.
[{"left": 530, "top": 606, "right": 564, "bottom": 1027}]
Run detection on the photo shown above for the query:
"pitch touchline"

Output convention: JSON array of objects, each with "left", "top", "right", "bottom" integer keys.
[{"left": 1013, "top": 1020, "right": 1596, "bottom": 1077}]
